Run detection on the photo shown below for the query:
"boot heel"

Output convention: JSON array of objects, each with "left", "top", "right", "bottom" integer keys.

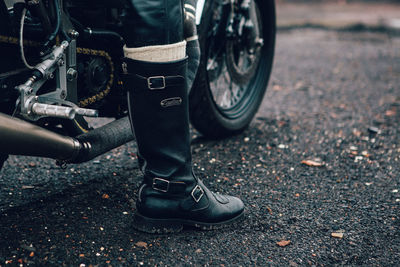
[{"left": 133, "top": 212, "right": 184, "bottom": 234}]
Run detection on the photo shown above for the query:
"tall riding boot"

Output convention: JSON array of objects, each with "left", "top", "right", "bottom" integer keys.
[{"left": 122, "top": 57, "right": 244, "bottom": 233}]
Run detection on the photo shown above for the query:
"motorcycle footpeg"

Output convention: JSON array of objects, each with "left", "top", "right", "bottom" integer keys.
[{"left": 30, "top": 103, "right": 98, "bottom": 120}]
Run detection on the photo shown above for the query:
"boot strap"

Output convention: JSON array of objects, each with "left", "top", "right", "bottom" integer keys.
[
  {"left": 149, "top": 177, "right": 205, "bottom": 203},
  {"left": 136, "top": 74, "right": 185, "bottom": 90},
  {"left": 150, "top": 177, "right": 186, "bottom": 194}
]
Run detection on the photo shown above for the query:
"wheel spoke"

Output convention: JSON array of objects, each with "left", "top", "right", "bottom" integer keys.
[{"left": 206, "top": 0, "right": 266, "bottom": 111}]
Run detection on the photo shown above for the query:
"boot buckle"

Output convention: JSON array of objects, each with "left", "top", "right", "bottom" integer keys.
[
  {"left": 152, "top": 177, "right": 170, "bottom": 193},
  {"left": 147, "top": 76, "right": 166, "bottom": 90},
  {"left": 191, "top": 185, "right": 204, "bottom": 203}
]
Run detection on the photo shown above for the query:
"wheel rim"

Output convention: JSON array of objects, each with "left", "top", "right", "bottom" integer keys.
[{"left": 206, "top": 0, "right": 266, "bottom": 119}]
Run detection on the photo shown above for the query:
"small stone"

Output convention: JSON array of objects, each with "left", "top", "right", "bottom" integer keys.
[
  {"left": 392, "top": 189, "right": 398, "bottom": 193},
  {"left": 354, "top": 156, "right": 363, "bottom": 163},
  {"left": 278, "top": 144, "right": 287, "bottom": 149},
  {"left": 361, "top": 151, "right": 369, "bottom": 157},
  {"left": 350, "top": 146, "right": 358, "bottom": 151},
  {"left": 244, "top": 137, "right": 250, "bottom": 142},
  {"left": 331, "top": 232, "right": 344, "bottom": 238},
  {"left": 365, "top": 182, "right": 373, "bottom": 186},
  {"left": 396, "top": 199, "right": 400, "bottom": 202},
  {"left": 195, "top": 249, "right": 202, "bottom": 253},
  {"left": 368, "top": 126, "right": 380, "bottom": 134}
]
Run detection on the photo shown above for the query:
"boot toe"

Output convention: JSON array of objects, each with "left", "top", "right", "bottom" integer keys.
[{"left": 207, "top": 192, "right": 245, "bottom": 223}]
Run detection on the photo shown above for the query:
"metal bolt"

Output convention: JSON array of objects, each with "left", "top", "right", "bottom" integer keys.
[
  {"left": 67, "top": 68, "right": 78, "bottom": 81},
  {"left": 60, "top": 90, "right": 67, "bottom": 100},
  {"left": 46, "top": 73, "right": 54, "bottom": 80},
  {"left": 25, "top": 88, "right": 33, "bottom": 95},
  {"left": 69, "top": 30, "right": 80, "bottom": 39},
  {"left": 58, "top": 59, "right": 65, "bottom": 66}
]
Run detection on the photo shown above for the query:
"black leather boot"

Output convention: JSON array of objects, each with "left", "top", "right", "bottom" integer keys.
[{"left": 122, "top": 57, "right": 244, "bottom": 233}]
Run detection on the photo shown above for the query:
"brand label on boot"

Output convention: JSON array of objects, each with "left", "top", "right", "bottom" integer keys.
[{"left": 160, "top": 97, "right": 182, "bottom": 108}]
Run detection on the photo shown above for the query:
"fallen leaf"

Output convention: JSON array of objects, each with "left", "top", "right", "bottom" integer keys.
[
  {"left": 29, "top": 252, "right": 34, "bottom": 257},
  {"left": 301, "top": 160, "right": 323, "bottom": 167},
  {"left": 135, "top": 241, "right": 148, "bottom": 248},
  {"left": 277, "top": 240, "right": 291, "bottom": 247},
  {"left": 331, "top": 232, "right": 344, "bottom": 238},
  {"left": 385, "top": 109, "right": 396, "bottom": 117},
  {"left": 79, "top": 254, "right": 85, "bottom": 258},
  {"left": 102, "top": 193, "right": 110, "bottom": 199},
  {"left": 29, "top": 162, "right": 36, "bottom": 167}
]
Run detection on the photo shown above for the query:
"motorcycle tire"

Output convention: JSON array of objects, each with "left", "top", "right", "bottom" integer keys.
[{"left": 189, "top": 0, "right": 276, "bottom": 139}]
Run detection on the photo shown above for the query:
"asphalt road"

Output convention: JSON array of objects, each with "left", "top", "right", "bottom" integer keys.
[{"left": 1, "top": 29, "right": 399, "bottom": 266}]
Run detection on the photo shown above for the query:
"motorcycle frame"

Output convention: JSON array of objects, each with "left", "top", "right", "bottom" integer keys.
[{"left": 0, "top": 0, "right": 209, "bottom": 164}]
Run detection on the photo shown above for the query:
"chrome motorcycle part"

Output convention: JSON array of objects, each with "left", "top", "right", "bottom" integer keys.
[
  {"left": 0, "top": 112, "right": 134, "bottom": 163},
  {"left": 25, "top": 93, "right": 99, "bottom": 120},
  {"left": 0, "top": 112, "right": 81, "bottom": 161},
  {"left": 35, "top": 41, "right": 69, "bottom": 77},
  {"left": 31, "top": 102, "right": 76, "bottom": 119}
]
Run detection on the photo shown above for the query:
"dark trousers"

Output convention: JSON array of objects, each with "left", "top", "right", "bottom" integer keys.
[{"left": 121, "top": 0, "right": 184, "bottom": 48}]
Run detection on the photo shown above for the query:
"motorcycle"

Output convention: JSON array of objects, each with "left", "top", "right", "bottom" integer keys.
[{"left": 0, "top": 0, "right": 275, "bottom": 171}]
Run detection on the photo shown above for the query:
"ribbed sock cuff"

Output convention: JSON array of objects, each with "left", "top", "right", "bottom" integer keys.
[{"left": 124, "top": 41, "right": 187, "bottom": 62}]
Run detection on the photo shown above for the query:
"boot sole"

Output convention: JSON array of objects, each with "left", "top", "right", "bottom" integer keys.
[{"left": 132, "top": 211, "right": 245, "bottom": 234}]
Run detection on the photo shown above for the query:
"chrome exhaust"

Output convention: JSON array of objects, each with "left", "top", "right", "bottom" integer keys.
[{"left": 0, "top": 112, "right": 134, "bottom": 163}]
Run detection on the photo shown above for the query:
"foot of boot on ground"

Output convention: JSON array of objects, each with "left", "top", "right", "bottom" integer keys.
[{"left": 122, "top": 55, "right": 245, "bottom": 234}]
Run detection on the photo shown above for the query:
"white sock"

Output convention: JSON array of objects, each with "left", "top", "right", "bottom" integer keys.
[{"left": 124, "top": 41, "right": 186, "bottom": 62}]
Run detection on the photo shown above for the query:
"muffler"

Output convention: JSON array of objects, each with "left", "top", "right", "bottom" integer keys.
[{"left": 0, "top": 112, "right": 134, "bottom": 163}]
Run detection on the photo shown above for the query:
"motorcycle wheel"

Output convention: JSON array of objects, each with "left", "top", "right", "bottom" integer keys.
[{"left": 189, "top": 0, "right": 276, "bottom": 138}]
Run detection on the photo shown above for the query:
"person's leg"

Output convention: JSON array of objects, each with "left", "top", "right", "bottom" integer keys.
[
  {"left": 121, "top": 0, "right": 244, "bottom": 233},
  {"left": 183, "top": 0, "right": 200, "bottom": 91}
]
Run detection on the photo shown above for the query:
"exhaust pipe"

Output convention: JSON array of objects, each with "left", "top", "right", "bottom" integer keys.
[{"left": 0, "top": 112, "right": 134, "bottom": 163}]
